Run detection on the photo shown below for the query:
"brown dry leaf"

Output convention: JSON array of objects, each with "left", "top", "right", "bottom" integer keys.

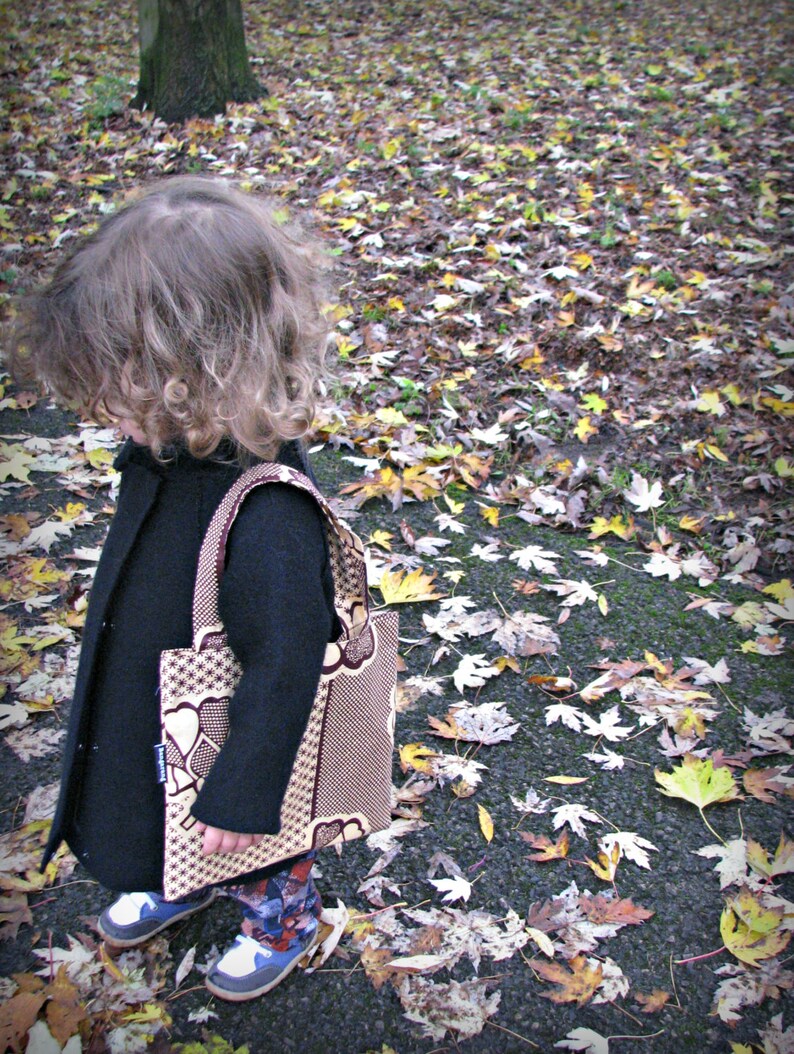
[
  {"left": 742, "top": 766, "right": 794, "bottom": 803},
  {"left": 519, "top": 829, "right": 570, "bottom": 862},
  {"left": 635, "top": 989, "right": 672, "bottom": 1013},
  {"left": 358, "top": 945, "right": 404, "bottom": 990},
  {"left": 46, "top": 966, "right": 88, "bottom": 1045},
  {"left": 534, "top": 953, "right": 604, "bottom": 1006},
  {"left": 578, "top": 893, "right": 655, "bottom": 927},
  {"left": 0, "top": 987, "right": 47, "bottom": 1052},
  {"left": 0, "top": 891, "right": 34, "bottom": 940}
]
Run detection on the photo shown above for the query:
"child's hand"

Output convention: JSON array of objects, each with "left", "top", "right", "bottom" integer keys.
[{"left": 194, "top": 822, "right": 265, "bottom": 855}]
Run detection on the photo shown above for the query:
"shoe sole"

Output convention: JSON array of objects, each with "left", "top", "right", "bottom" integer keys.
[
  {"left": 98, "top": 888, "right": 218, "bottom": 948},
  {"left": 204, "top": 933, "right": 319, "bottom": 1002}
]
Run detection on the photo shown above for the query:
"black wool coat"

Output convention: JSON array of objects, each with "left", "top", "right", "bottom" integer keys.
[{"left": 42, "top": 439, "right": 336, "bottom": 892}]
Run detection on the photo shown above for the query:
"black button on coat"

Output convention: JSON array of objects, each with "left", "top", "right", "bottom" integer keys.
[{"left": 42, "top": 439, "right": 336, "bottom": 893}]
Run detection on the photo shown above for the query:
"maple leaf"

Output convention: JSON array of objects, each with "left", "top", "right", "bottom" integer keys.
[
  {"left": 655, "top": 755, "right": 741, "bottom": 826},
  {"left": 520, "top": 830, "right": 570, "bottom": 862},
  {"left": 378, "top": 567, "right": 445, "bottom": 604},
  {"left": 742, "top": 766, "right": 794, "bottom": 803},
  {"left": 579, "top": 659, "right": 647, "bottom": 703},
  {"left": 623, "top": 472, "right": 664, "bottom": 512},
  {"left": 429, "top": 876, "right": 472, "bottom": 904},
  {"left": 712, "top": 960, "right": 794, "bottom": 1024},
  {"left": 554, "top": 1028, "right": 609, "bottom": 1054},
  {"left": 470, "top": 542, "right": 503, "bottom": 563},
  {"left": 510, "top": 788, "right": 552, "bottom": 815},
  {"left": 551, "top": 802, "right": 602, "bottom": 838},
  {"left": 578, "top": 892, "right": 654, "bottom": 927},
  {"left": 720, "top": 888, "right": 791, "bottom": 967},
  {"left": 695, "top": 839, "right": 754, "bottom": 890},
  {"left": 747, "top": 833, "right": 794, "bottom": 880},
  {"left": 588, "top": 514, "right": 636, "bottom": 540},
  {"left": 399, "top": 976, "right": 501, "bottom": 1042},
  {"left": 452, "top": 653, "right": 500, "bottom": 694},
  {"left": 599, "top": 832, "right": 658, "bottom": 870},
  {"left": 534, "top": 953, "right": 603, "bottom": 1006},
  {"left": 583, "top": 747, "right": 625, "bottom": 770},
  {"left": 579, "top": 705, "right": 634, "bottom": 742},
  {"left": 543, "top": 578, "right": 598, "bottom": 607},
  {"left": 643, "top": 551, "right": 681, "bottom": 580},
  {"left": 584, "top": 840, "right": 621, "bottom": 883},
  {"left": 399, "top": 743, "right": 439, "bottom": 775},
  {"left": 545, "top": 703, "right": 584, "bottom": 731},
  {"left": 682, "top": 656, "right": 731, "bottom": 685},
  {"left": 509, "top": 544, "right": 561, "bottom": 574},
  {"left": 428, "top": 701, "right": 518, "bottom": 744},
  {"left": 635, "top": 989, "right": 671, "bottom": 1013},
  {"left": 492, "top": 611, "right": 560, "bottom": 656}
]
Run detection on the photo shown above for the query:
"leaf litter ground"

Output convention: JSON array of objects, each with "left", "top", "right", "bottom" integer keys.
[{"left": 1, "top": 1, "right": 792, "bottom": 1052}]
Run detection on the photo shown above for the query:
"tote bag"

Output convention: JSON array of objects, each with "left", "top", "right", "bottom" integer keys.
[{"left": 158, "top": 463, "right": 398, "bottom": 900}]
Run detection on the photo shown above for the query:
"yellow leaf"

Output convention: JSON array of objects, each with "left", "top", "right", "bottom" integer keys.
[
  {"left": 747, "top": 833, "right": 794, "bottom": 879},
  {"left": 543, "top": 775, "right": 589, "bottom": 785},
  {"left": 85, "top": 447, "right": 115, "bottom": 470},
  {"left": 588, "top": 514, "right": 636, "bottom": 540},
  {"left": 399, "top": 742, "right": 439, "bottom": 775},
  {"left": 762, "top": 578, "right": 794, "bottom": 602},
  {"left": 478, "top": 505, "right": 499, "bottom": 527},
  {"left": 721, "top": 383, "right": 744, "bottom": 406},
  {"left": 697, "top": 441, "right": 729, "bottom": 462},
  {"left": 696, "top": 391, "right": 726, "bottom": 416},
  {"left": 585, "top": 840, "right": 621, "bottom": 882},
  {"left": 378, "top": 568, "right": 445, "bottom": 605},
  {"left": 572, "top": 251, "right": 594, "bottom": 270},
  {"left": 655, "top": 755, "right": 740, "bottom": 811},
  {"left": 580, "top": 393, "right": 608, "bottom": 416},
  {"left": 720, "top": 890, "right": 791, "bottom": 966},
  {"left": 382, "top": 138, "right": 402, "bottom": 160},
  {"left": 597, "top": 593, "right": 609, "bottom": 617},
  {"left": 0, "top": 443, "right": 34, "bottom": 483},
  {"left": 387, "top": 296, "right": 405, "bottom": 312},
  {"left": 375, "top": 407, "right": 410, "bottom": 427},
  {"left": 477, "top": 804, "right": 494, "bottom": 843},
  {"left": 444, "top": 493, "right": 465, "bottom": 516},
  {"left": 679, "top": 514, "right": 705, "bottom": 533},
  {"left": 574, "top": 415, "right": 598, "bottom": 443},
  {"left": 368, "top": 530, "right": 393, "bottom": 551}
]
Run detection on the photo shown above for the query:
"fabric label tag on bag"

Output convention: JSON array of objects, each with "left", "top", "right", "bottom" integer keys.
[{"left": 154, "top": 743, "right": 167, "bottom": 784}]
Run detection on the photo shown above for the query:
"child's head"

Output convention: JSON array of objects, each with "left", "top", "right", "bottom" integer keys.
[{"left": 8, "top": 177, "right": 331, "bottom": 460}]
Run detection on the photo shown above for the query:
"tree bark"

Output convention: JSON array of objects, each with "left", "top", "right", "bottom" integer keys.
[{"left": 132, "top": 0, "right": 263, "bottom": 123}]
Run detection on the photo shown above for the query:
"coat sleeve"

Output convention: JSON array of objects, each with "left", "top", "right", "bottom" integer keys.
[{"left": 190, "top": 483, "right": 335, "bottom": 834}]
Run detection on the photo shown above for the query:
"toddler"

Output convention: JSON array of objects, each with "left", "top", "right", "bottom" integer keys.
[{"left": 8, "top": 177, "right": 336, "bottom": 1001}]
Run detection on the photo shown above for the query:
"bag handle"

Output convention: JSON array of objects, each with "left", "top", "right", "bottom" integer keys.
[{"left": 192, "top": 463, "right": 369, "bottom": 652}]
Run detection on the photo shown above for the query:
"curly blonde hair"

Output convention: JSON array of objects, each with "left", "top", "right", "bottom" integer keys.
[{"left": 7, "top": 177, "right": 331, "bottom": 461}]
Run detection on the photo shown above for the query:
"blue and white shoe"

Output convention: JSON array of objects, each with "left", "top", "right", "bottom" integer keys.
[
  {"left": 97, "top": 888, "right": 217, "bottom": 947},
  {"left": 205, "top": 923, "right": 319, "bottom": 1001}
]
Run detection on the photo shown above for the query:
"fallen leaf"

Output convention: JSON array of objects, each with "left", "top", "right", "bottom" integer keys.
[{"left": 534, "top": 953, "right": 603, "bottom": 1006}]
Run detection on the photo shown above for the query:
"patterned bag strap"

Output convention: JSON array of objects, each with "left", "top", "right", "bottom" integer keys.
[{"left": 192, "top": 462, "right": 368, "bottom": 652}]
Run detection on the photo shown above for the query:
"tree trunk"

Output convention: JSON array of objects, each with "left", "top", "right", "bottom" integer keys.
[{"left": 132, "top": 0, "right": 263, "bottom": 123}]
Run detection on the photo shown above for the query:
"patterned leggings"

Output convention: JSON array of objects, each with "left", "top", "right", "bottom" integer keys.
[{"left": 224, "top": 853, "right": 321, "bottom": 952}]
